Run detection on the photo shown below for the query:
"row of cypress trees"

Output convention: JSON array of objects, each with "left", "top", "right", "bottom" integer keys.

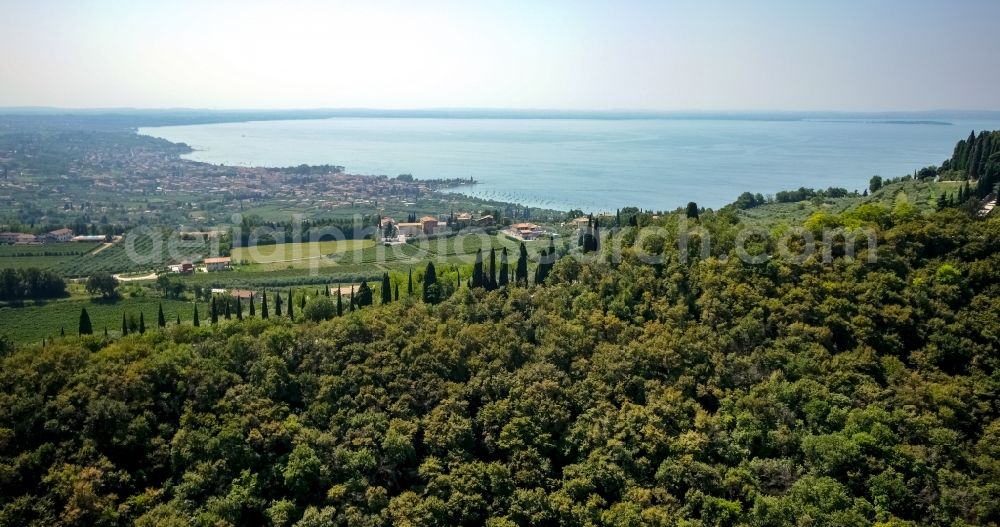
[{"left": 75, "top": 239, "right": 554, "bottom": 336}]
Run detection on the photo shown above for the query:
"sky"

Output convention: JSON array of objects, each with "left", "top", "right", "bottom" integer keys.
[{"left": 1, "top": 0, "right": 999, "bottom": 111}]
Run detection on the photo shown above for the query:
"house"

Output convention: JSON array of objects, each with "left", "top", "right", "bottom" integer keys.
[
  {"left": 507, "top": 223, "right": 543, "bottom": 241},
  {"left": 420, "top": 216, "right": 441, "bottom": 235},
  {"left": 0, "top": 232, "right": 36, "bottom": 244},
  {"left": 569, "top": 216, "right": 591, "bottom": 228},
  {"left": 396, "top": 222, "right": 424, "bottom": 237},
  {"left": 455, "top": 212, "right": 474, "bottom": 227},
  {"left": 180, "top": 260, "right": 195, "bottom": 274},
  {"left": 204, "top": 256, "right": 232, "bottom": 271},
  {"left": 47, "top": 228, "right": 74, "bottom": 242},
  {"left": 475, "top": 215, "right": 495, "bottom": 227}
]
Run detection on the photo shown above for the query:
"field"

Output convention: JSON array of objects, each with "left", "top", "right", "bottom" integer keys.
[
  {"left": 0, "top": 296, "right": 197, "bottom": 344},
  {"left": 231, "top": 239, "right": 373, "bottom": 270},
  {"left": 0, "top": 242, "right": 102, "bottom": 270},
  {"left": 53, "top": 230, "right": 215, "bottom": 277}
]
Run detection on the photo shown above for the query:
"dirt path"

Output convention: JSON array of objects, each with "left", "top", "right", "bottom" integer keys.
[
  {"left": 89, "top": 242, "right": 114, "bottom": 255},
  {"left": 113, "top": 272, "right": 158, "bottom": 282}
]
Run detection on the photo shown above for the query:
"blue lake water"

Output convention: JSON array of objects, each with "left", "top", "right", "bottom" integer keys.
[{"left": 139, "top": 117, "right": 1000, "bottom": 211}]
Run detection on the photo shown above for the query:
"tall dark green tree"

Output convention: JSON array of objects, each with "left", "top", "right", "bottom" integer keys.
[
  {"left": 472, "top": 249, "right": 485, "bottom": 288},
  {"left": 287, "top": 289, "right": 294, "bottom": 319},
  {"left": 336, "top": 289, "right": 343, "bottom": 316},
  {"left": 423, "top": 262, "right": 439, "bottom": 303},
  {"left": 350, "top": 287, "right": 355, "bottom": 311},
  {"left": 261, "top": 290, "right": 269, "bottom": 319},
  {"left": 487, "top": 248, "right": 497, "bottom": 290},
  {"left": 249, "top": 294, "right": 256, "bottom": 317},
  {"left": 122, "top": 312, "right": 128, "bottom": 336},
  {"left": 223, "top": 296, "right": 231, "bottom": 320},
  {"left": 211, "top": 297, "right": 219, "bottom": 324},
  {"left": 408, "top": 269, "right": 414, "bottom": 296},
  {"left": 275, "top": 292, "right": 283, "bottom": 317},
  {"left": 78, "top": 307, "right": 93, "bottom": 336},
  {"left": 357, "top": 281, "right": 373, "bottom": 307},
  {"left": 193, "top": 304, "right": 200, "bottom": 327},
  {"left": 175, "top": 314, "right": 180, "bottom": 325},
  {"left": 593, "top": 218, "right": 600, "bottom": 251},
  {"left": 498, "top": 247, "right": 509, "bottom": 287},
  {"left": 394, "top": 282, "right": 399, "bottom": 301},
  {"left": 686, "top": 202, "right": 700, "bottom": 220},
  {"left": 157, "top": 303, "right": 166, "bottom": 328},
  {"left": 382, "top": 273, "right": 392, "bottom": 304},
  {"left": 236, "top": 297, "right": 243, "bottom": 321},
  {"left": 138, "top": 312, "right": 145, "bottom": 335},
  {"left": 515, "top": 243, "right": 528, "bottom": 286}
]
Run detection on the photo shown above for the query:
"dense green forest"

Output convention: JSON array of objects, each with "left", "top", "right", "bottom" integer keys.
[{"left": 1, "top": 195, "right": 999, "bottom": 526}]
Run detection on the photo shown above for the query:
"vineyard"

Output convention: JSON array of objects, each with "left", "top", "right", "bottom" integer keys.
[
  {"left": 53, "top": 230, "right": 215, "bottom": 276},
  {"left": 0, "top": 242, "right": 102, "bottom": 270},
  {"left": 0, "top": 296, "right": 197, "bottom": 344}
]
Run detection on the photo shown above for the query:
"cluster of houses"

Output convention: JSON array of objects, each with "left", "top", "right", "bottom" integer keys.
[
  {"left": 0, "top": 228, "right": 107, "bottom": 245},
  {"left": 379, "top": 212, "right": 496, "bottom": 244}
]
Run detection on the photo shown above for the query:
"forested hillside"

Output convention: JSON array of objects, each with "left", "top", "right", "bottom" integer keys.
[
  {"left": 944, "top": 130, "right": 1000, "bottom": 198},
  {"left": 1, "top": 200, "right": 998, "bottom": 526}
]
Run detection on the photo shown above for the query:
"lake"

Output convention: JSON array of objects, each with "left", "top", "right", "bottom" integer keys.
[{"left": 140, "top": 117, "right": 1000, "bottom": 211}]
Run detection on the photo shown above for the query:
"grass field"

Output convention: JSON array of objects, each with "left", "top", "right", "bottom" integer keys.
[
  {"left": 0, "top": 296, "right": 198, "bottom": 344},
  {"left": 231, "top": 239, "right": 373, "bottom": 270},
  {"left": 0, "top": 242, "right": 102, "bottom": 270}
]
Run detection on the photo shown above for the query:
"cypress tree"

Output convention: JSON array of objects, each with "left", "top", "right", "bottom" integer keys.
[
  {"left": 472, "top": 249, "right": 484, "bottom": 288},
  {"left": 325, "top": 284, "right": 330, "bottom": 297},
  {"left": 287, "top": 289, "right": 294, "bottom": 319},
  {"left": 139, "top": 312, "right": 145, "bottom": 334},
  {"left": 382, "top": 272, "right": 392, "bottom": 304},
  {"left": 176, "top": 314, "right": 181, "bottom": 325},
  {"left": 104, "top": 326, "right": 108, "bottom": 337},
  {"left": 122, "top": 312, "right": 128, "bottom": 336},
  {"left": 78, "top": 307, "right": 93, "bottom": 335},
  {"left": 300, "top": 293, "right": 306, "bottom": 310},
  {"left": 350, "top": 287, "right": 355, "bottom": 311},
  {"left": 236, "top": 297, "right": 243, "bottom": 320},
  {"left": 249, "top": 294, "right": 256, "bottom": 317},
  {"left": 394, "top": 282, "right": 399, "bottom": 301},
  {"left": 224, "top": 296, "right": 231, "bottom": 320},
  {"left": 423, "top": 262, "right": 438, "bottom": 303},
  {"left": 158, "top": 303, "right": 166, "bottom": 328},
  {"left": 261, "top": 290, "right": 269, "bottom": 319},
  {"left": 488, "top": 248, "right": 497, "bottom": 290},
  {"left": 211, "top": 296, "right": 219, "bottom": 324},
  {"left": 593, "top": 218, "right": 600, "bottom": 252},
  {"left": 499, "top": 247, "right": 509, "bottom": 287},
  {"left": 60, "top": 327, "right": 64, "bottom": 337},
  {"left": 515, "top": 243, "right": 528, "bottom": 286},
  {"left": 407, "top": 269, "right": 414, "bottom": 295},
  {"left": 275, "top": 292, "right": 283, "bottom": 317},
  {"left": 536, "top": 248, "right": 551, "bottom": 285},
  {"left": 193, "top": 304, "right": 200, "bottom": 327},
  {"left": 337, "top": 288, "right": 343, "bottom": 316},
  {"left": 357, "top": 281, "right": 373, "bottom": 307}
]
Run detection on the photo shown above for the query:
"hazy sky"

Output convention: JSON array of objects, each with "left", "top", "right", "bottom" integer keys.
[{"left": 2, "top": 0, "right": 999, "bottom": 111}]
